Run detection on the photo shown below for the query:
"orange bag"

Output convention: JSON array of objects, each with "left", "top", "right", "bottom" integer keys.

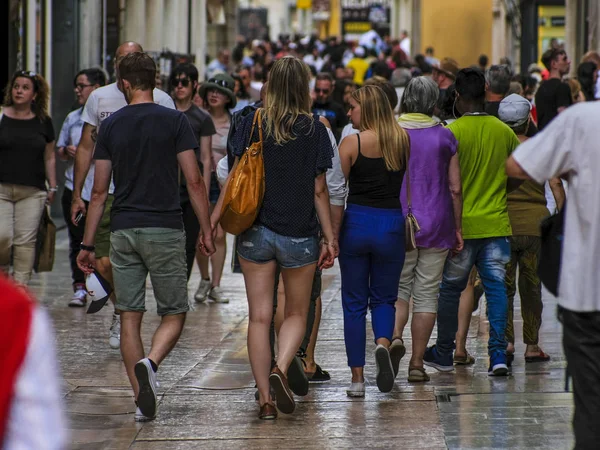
[{"left": 220, "top": 110, "right": 265, "bottom": 235}]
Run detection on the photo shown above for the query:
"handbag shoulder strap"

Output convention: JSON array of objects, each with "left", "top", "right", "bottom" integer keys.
[
  {"left": 404, "top": 144, "right": 412, "bottom": 212},
  {"left": 246, "top": 109, "right": 263, "bottom": 149}
]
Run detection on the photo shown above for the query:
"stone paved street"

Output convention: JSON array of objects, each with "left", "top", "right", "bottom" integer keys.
[{"left": 28, "top": 227, "right": 575, "bottom": 449}]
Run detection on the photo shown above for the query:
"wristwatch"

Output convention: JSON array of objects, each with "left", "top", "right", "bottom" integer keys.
[{"left": 80, "top": 243, "right": 95, "bottom": 252}]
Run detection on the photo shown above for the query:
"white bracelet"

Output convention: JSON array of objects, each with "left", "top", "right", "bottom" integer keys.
[{"left": 49, "top": 187, "right": 58, "bottom": 192}]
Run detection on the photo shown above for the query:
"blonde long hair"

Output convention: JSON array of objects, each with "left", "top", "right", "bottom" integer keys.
[
  {"left": 263, "top": 56, "right": 313, "bottom": 145},
  {"left": 351, "top": 85, "right": 409, "bottom": 171}
]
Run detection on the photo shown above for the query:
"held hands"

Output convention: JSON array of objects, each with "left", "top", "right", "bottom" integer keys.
[
  {"left": 76, "top": 250, "right": 96, "bottom": 274},
  {"left": 197, "top": 231, "right": 216, "bottom": 257},
  {"left": 318, "top": 238, "right": 337, "bottom": 270}
]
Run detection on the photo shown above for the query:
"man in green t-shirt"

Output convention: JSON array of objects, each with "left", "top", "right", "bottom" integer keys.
[{"left": 424, "top": 68, "right": 520, "bottom": 376}]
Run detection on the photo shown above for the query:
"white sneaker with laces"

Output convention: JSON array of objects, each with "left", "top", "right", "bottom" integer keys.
[
  {"left": 209, "top": 286, "right": 229, "bottom": 304},
  {"left": 194, "top": 279, "right": 211, "bottom": 302},
  {"left": 68, "top": 288, "right": 87, "bottom": 307},
  {"left": 135, "top": 358, "right": 159, "bottom": 419},
  {"left": 108, "top": 313, "right": 121, "bottom": 349}
]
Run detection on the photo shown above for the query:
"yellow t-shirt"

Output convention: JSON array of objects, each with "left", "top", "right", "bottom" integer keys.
[{"left": 346, "top": 58, "right": 370, "bottom": 85}]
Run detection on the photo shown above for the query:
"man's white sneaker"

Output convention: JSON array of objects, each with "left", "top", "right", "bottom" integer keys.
[
  {"left": 209, "top": 286, "right": 229, "bottom": 304},
  {"left": 194, "top": 279, "right": 211, "bottom": 302},
  {"left": 68, "top": 289, "right": 87, "bottom": 307},
  {"left": 109, "top": 313, "right": 121, "bottom": 349},
  {"left": 134, "top": 406, "right": 155, "bottom": 422},
  {"left": 135, "top": 358, "right": 159, "bottom": 419}
]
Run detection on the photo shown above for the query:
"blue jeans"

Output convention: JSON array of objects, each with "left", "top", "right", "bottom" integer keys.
[
  {"left": 339, "top": 204, "right": 405, "bottom": 367},
  {"left": 436, "top": 237, "right": 511, "bottom": 357}
]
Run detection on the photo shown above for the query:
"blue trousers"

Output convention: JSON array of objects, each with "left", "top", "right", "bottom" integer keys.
[
  {"left": 436, "top": 237, "right": 511, "bottom": 357},
  {"left": 339, "top": 204, "right": 405, "bottom": 367}
]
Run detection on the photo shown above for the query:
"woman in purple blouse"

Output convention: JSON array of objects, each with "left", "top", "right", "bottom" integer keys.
[{"left": 389, "top": 76, "right": 464, "bottom": 382}]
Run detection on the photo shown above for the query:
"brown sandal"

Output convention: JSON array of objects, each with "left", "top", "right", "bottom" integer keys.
[
  {"left": 269, "top": 366, "right": 296, "bottom": 414},
  {"left": 453, "top": 351, "right": 475, "bottom": 365},
  {"left": 408, "top": 367, "right": 430, "bottom": 382},
  {"left": 259, "top": 402, "right": 277, "bottom": 420}
]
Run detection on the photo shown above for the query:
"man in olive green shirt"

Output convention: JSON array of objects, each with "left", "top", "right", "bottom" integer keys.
[
  {"left": 498, "top": 94, "right": 553, "bottom": 366},
  {"left": 424, "top": 68, "right": 520, "bottom": 376}
]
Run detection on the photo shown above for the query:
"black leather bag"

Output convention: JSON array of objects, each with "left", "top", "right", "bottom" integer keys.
[{"left": 538, "top": 206, "right": 565, "bottom": 296}]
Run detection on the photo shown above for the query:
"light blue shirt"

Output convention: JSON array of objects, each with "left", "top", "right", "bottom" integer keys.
[{"left": 57, "top": 107, "right": 95, "bottom": 201}]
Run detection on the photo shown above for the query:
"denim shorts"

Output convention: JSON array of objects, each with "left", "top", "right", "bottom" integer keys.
[
  {"left": 237, "top": 224, "right": 319, "bottom": 269},
  {"left": 110, "top": 228, "right": 189, "bottom": 316}
]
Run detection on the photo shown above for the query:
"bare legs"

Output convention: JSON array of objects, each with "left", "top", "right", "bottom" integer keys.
[
  {"left": 120, "top": 311, "right": 186, "bottom": 398},
  {"left": 241, "top": 258, "right": 315, "bottom": 406},
  {"left": 393, "top": 299, "right": 436, "bottom": 369}
]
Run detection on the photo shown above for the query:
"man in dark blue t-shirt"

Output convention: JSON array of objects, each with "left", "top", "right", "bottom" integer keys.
[{"left": 76, "top": 52, "right": 215, "bottom": 423}]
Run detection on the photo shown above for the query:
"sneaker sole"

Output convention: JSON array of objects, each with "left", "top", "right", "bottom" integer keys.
[
  {"left": 375, "top": 347, "right": 395, "bottom": 393},
  {"left": 423, "top": 360, "right": 455, "bottom": 373},
  {"left": 389, "top": 343, "right": 406, "bottom": 377},
  {"left": 135, "top": 362, "right": 157, "bottom": 418},
  {"left": 269, "top": 373, "right": 295, "bottom": 414},
  {"left": 134, "top": 413, "right": 155, "bottom": 422},
  {"left": 287, "top": 357, "right": 309, "bottom": 396},
  {"left": 346, "top": 390, "right": 365, "bottom": 398},
  {"left": 489, "top": 364, "right": 509, "bottom": 376}
]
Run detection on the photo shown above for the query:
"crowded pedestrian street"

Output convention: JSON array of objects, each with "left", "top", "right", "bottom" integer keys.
[
  {"left": 5, "top": 1, "right": 600, "bottom": 449},
  {"left": 27, "top": 229, "right": 572, "bottom": 450}
]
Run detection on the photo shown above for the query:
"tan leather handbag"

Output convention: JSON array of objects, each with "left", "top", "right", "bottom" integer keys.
[
  {"left": 404, "top": 147, "right": 420, "bottom": 252},
  {"left": 220, "top": 110, "right": 265, "bottom": 235}
]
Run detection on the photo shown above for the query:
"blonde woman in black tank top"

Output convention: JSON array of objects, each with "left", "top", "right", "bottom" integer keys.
[{"left": 338, "top": 85, "right": 410, "bottom": 397}]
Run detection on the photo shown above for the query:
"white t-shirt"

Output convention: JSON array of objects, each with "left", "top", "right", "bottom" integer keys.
[
  {"left": 512, "top": 102, "right": 600, "bottom": 312},
  {"left": 81, "top": 83, "right": 175, "bottom": 194}
]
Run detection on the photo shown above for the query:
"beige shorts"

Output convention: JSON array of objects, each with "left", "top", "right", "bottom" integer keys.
[{"left": 398, "top": 247, "right": 449, "bottom": 313}]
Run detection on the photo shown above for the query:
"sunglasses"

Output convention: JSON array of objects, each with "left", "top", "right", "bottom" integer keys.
[
  {"left": 74, "top": 83, "right": 93, "bottom": 90},
  {"left": 315, "top": 88, "right": 330, "bottom": 94},
  {"left": 171, "top": 78, "right": 191, "bottom": 87},
  {"left": 18, "top": 70, "right": 37, "bottom": 78},
  {"left": 208, "top": 78, "right": 231, "bottom": 88}
]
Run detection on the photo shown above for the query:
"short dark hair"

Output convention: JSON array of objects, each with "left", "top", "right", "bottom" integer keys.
[
  {"left": 478, "top": 54, "right": 489, "bottom": 67},
  {"left": 316, "top": 72, "right": 334, "bottom": 83},
  {"left": 117, "top": 52, "right": 156, "bottom": 90},
  {"left": 455, "top": 68, "right": 486, "bottom": 102},
  {"left": 74, "top": 68, "right": 107, "bottom": 87},
  {"left": 486, "top": 64, "right": 512, "bottom": 95},
  {"left": 541, "top": 48, "right": 566, "bottom": 71},
  {"left": 170, "top": 62, "right": 199, "bottom": 84}
]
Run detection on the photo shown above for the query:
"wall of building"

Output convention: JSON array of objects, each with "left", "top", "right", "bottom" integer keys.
[{"left": 420, "top": 0, "right": 493, "bottom": 68}]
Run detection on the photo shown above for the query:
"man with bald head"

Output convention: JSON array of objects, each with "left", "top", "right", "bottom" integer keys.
[{"left": 72, "top": 42, "right": 175, "bottom": 349}]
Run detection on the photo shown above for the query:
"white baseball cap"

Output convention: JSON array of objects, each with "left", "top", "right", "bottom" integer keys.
[
  {"left": 86, "top": 271, "right": 112, "bottom": 314},
  {"left": 498, "top": 93, "right": 532, "bottom": 127}
]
